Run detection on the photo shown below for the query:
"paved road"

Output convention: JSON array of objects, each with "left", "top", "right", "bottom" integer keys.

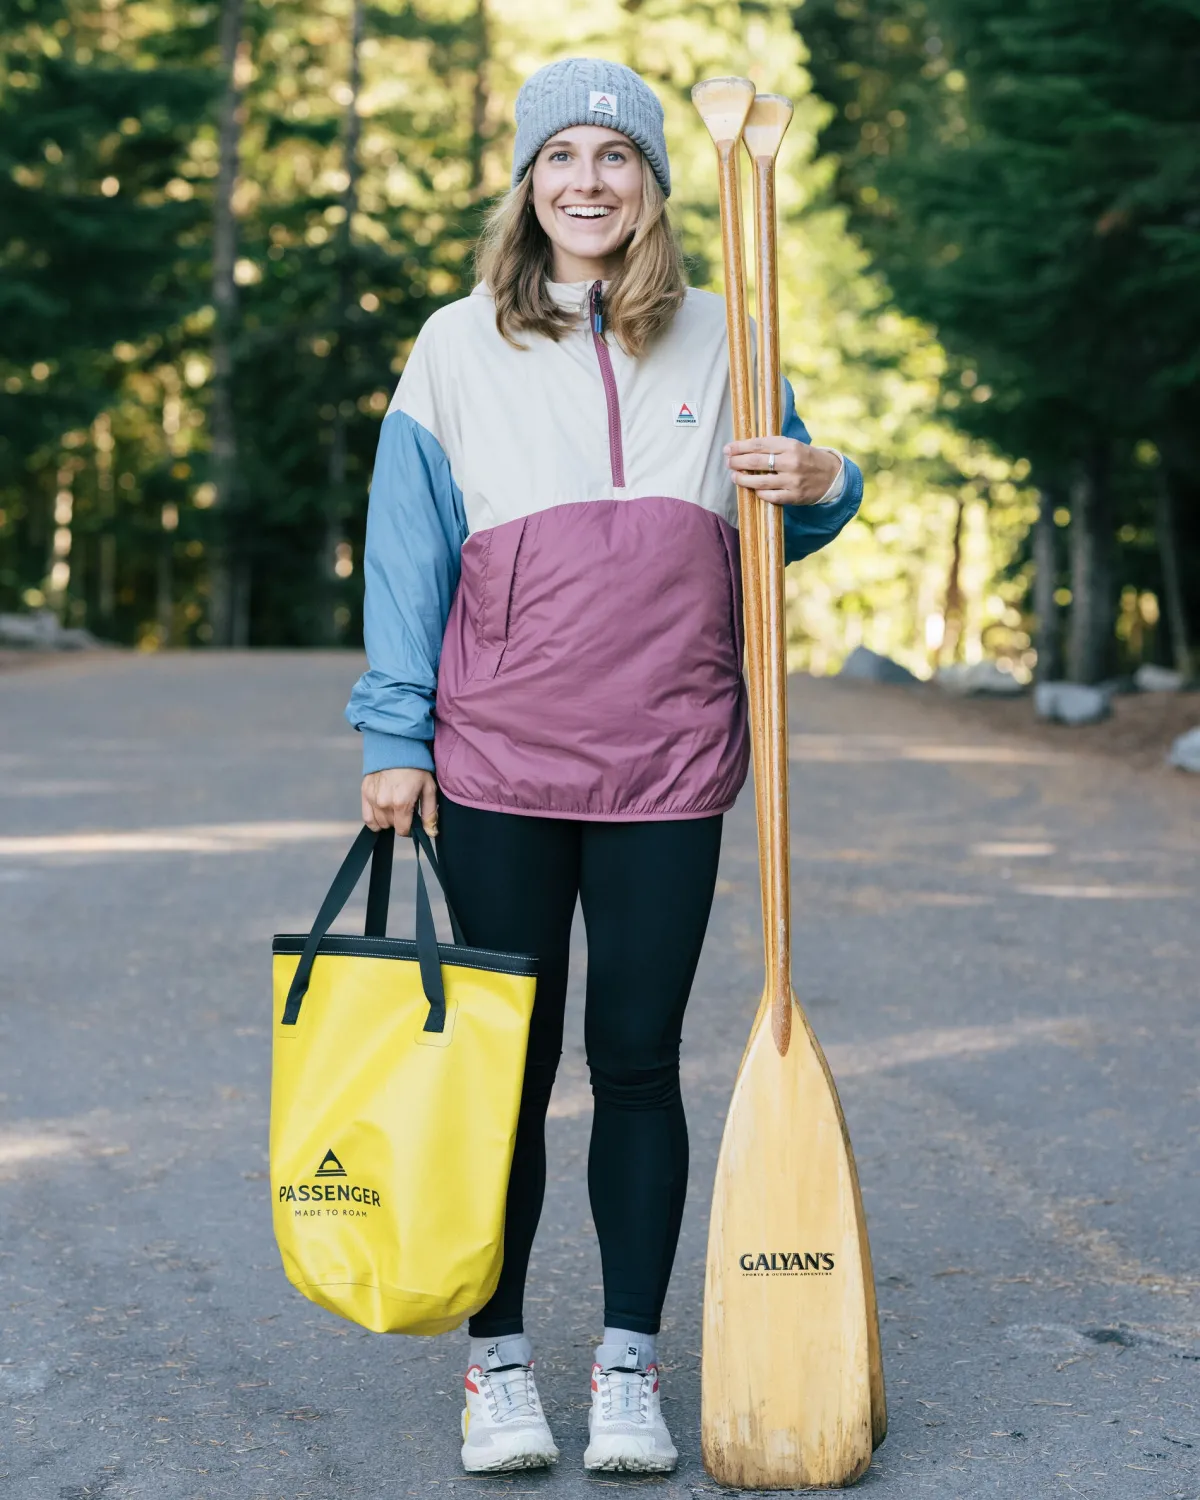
[{"left": 1, "top": 652, "right": 1197, "bottom": 1499}]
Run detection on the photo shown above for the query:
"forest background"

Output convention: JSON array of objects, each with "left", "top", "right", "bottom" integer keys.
[{"left": 1, "top": 0, "right": 1197, "bottom": 683}]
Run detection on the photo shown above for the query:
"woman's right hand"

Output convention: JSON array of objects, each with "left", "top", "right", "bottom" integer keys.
[{"left": 361, "top": 768, "right": 439, "bottom": 837}]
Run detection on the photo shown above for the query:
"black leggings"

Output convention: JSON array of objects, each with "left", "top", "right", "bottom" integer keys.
[{"left": 436, "top": 793, "right": 723, "bottom": 1337}]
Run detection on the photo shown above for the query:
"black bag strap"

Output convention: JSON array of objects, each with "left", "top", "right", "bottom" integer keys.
[{"left": 281, "top": 823, "right": 466, "bottom": 1031}]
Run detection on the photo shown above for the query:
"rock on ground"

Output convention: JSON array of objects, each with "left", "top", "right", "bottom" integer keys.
[
  {"left": 1168, "top": 725, "right": 1200, "bottom": 773},
  {"left": 838, "top": 645, "right": 919, "bottom": 685},
  {"left": 0, "top": 610, "right": 102, "bottom": 651},
  {"left": 1134, "top": 663, "right": 1185, "bottom": 692},
  {"left": 1034, "top": 679, "right": 1112, "bottom": 726}
]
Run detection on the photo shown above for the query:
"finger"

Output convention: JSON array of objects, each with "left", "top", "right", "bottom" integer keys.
[
  {"left": 724, "top": 437, "right": 785, "bottom": 457},
  {"left": 732, "top": 471, "right": 797, "bottom": 493},
  {"left": 419, "top": 780, "right": 439, "bottom": 836},
  {"left": 726, "top": 450, "right": 799, "bottom": 473},
  {"left": 758, "top": 489, "right": 812, "bottom": 507}
]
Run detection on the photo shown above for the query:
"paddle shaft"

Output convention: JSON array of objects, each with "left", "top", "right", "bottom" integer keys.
[
  {"left": 710, "top": 134, "right": 770, "bottom": 948},
  {"left": 747, "top": 137, "right": 793, "bottom": 1057}
]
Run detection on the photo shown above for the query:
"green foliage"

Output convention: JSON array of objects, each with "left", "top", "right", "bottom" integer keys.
[
  {"left": 2, "top": 0, "right": 1192, "bottom": 676},
  {"left": 797, "top": 0, "right": 1200, "bottom": 674}
]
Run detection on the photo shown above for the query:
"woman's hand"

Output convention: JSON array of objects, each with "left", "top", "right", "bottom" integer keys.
[
  {"left": 361, "top": 768, "right": 439, "bottom": 837},
  {"left": 724, "top": 437, "right": 841, "bottom": 506}
]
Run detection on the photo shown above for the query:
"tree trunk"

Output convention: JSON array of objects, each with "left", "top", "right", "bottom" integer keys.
[
  {"left": 157, "top": 533, "right": 173, "bottom": 645},
  {"left": 98, "top": 534, "right": 116, "bottom": 624},
  {"left": 323, "top": 0, "right": 365, "bottom": 644},
  {"left": 941, "top": 497, "right": 965, "bottom": 665},
  {"left": 1067, "top": 444, "right": 1115, "bottom": 684},
  {"left": 209, "top": 0, "right": 246, "bottom": 647},
  {"left": 467, "top": 0, "right": 490, "bottom": 199},
  {"left": 1156, "top": 464, "right": 1194, "bottom": 680},
  {"left": 1032, "top": 484, "right": 1062, "bottom": 682},
  {"left": 93, "top": 413, "right": 116, "bottom": 627}
]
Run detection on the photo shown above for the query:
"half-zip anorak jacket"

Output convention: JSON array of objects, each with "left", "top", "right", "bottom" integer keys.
[{"left": 347, "top": 279, "right": 863, "bottom": 821}]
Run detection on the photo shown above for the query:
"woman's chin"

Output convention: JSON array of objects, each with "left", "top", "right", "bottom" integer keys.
[{"left": 555, "top": 234, "right": 623, "bottom": 266}]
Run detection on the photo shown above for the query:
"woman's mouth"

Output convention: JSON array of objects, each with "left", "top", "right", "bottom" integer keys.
[{"left": 561, "top": 205, "right": 615, "bottom": 219}]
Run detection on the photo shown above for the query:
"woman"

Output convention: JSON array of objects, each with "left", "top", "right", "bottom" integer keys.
[{"left": 346, "top": 58, "right": 862, "bottom": 1475}]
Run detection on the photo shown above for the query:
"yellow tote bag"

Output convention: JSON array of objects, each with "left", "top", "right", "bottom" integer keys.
[{"left": 270, "top": 824, "right": 537, "bottom": 1335}]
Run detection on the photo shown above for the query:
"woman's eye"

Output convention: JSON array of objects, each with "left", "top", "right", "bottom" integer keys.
[{"left": 548, "top": 150, "right": 571, "bottom": 162}]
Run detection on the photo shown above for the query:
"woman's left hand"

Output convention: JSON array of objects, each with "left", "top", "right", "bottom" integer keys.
[{"left": 724, "top": 437, "right": 841, "bottom": 506}]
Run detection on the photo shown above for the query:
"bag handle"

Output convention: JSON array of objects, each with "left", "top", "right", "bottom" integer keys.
[{"left": 281, "top": 823, "right": 466, "bottom": 1032}]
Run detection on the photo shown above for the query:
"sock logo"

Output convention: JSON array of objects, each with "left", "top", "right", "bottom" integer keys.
[
  {"left": 589, "top": 90, "right": 617, "bottom": 116},
  {"left": 314, "top": 1148, "right": 346, "bottom": 1177}
]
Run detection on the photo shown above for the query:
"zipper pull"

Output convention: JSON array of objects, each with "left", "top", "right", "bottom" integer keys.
[{"left": 590, "top": 280, "right": 604, "bottom": 334}]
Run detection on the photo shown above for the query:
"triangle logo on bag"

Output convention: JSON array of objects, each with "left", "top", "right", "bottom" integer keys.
[{"left": 315, "top": 1148, "right": 347, "bottom": 1177}]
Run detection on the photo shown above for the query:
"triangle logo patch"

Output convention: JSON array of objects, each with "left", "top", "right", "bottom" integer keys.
[
  {"left": 673, "top": 400, "right": 699, "bottom": 426},
  {"left": 589, "top": 90, "right": 617, "bottom": 116},
  {"left": 315, "top": 1148, "right": 347, "bottom": 1177}
]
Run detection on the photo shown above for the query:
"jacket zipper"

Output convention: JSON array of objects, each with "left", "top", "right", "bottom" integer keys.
[{"left": 590, "top": 281, "right": 626, "bottom": 489}]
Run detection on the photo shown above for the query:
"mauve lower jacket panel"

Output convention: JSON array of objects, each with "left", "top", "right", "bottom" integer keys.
[{"left": 434, "top": 496, "right": 749, "bottom": 820}]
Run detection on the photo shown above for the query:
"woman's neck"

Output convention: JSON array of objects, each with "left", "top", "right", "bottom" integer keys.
[{"left": 550, "top": 247, "right": 628, "bottom": 283}]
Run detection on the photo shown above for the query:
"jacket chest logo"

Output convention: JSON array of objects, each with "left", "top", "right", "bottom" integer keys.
[{"left": 673, "top": 401, "right": 699, "bottom": 427}]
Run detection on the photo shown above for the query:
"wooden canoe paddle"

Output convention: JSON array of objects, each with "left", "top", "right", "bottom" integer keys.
[
  {"left": 692, "top": 78, "right": 887, "bottom": 1489},
  {"left": 745, "top": 90, "right": 887, "bottom": 1459}
]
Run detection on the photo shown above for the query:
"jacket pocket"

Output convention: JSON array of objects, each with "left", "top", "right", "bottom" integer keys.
[
  {"left": 470, "top": 517, "right": 528, "bottom": 680},
  {"left": 718, "top": 521, "right": 745, "bottom": 668}
]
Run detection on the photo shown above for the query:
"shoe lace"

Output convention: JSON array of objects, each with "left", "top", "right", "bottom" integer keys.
[
  {"left": 599, "top": 1368, "right": 650, "bottom": 1423},
  {"left": 481, "top": 1364, "right": 537, "bottom": 1423}
]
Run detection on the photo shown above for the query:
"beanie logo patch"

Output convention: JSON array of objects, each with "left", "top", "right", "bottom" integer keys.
[
  {"left": 673, "top": 401, "right": 699, "bottom": 427},
  {"left": 589, "top": 90, "right": 618, "bottom": 116}
]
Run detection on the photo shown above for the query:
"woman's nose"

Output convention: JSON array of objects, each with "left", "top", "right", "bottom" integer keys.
[{"left": 571, "top": 158, "right": 602, "bottom": 193}]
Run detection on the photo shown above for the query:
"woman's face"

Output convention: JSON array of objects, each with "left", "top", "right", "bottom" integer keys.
[{"left": 530, "top": 126, "right": 644, "bottom": 281}]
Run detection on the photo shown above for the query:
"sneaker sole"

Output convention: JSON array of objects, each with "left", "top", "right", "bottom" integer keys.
[
  {"left": 461, "top": 1449, "right": 559, "bottom": 1474},
  {"left": 583, "top": 1442, "right": 677, "bottom": 1474}
]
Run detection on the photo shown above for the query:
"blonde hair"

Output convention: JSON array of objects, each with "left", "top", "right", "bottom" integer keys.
[{"left": 475, "top": 158, "right": 686, "bottom": 357}]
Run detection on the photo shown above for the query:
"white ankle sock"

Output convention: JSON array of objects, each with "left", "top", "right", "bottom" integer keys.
[
  {"left": 595, "top": 1326, "right": 657, "bottom": 1372},
  {"left": 468, "top": 1333, "right": 532, "bottom": 1371}
]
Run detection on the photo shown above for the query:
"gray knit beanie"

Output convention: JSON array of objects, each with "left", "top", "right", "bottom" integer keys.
[{"left": 512, "top": 58, "right": 671, "bottom": 198}]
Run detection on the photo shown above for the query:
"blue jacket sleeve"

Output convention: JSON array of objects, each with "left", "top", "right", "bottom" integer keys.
[
  {"left": 780, "top": 379, "right": 864, "bottom": 565},
  {"left": 345, "top": 410, "right": 468, "bottom": 774}
]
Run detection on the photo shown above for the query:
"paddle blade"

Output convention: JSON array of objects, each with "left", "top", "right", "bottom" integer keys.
[
  {"left": 691, "top": 76, "right": 756, "bottom": 147},
  {"left": 702, "top": 995, "right": 874, "bottom": 1488},
  {"left": 743, "top": 93, "right": 794, "bottom": 160}
]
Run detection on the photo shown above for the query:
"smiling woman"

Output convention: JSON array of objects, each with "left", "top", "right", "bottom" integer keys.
[{"left": 343, "top": 53, "right": 865, "bottom": 1482}]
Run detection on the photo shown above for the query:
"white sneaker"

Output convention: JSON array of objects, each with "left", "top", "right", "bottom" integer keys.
[
  {"left": 583, "top": 1361, "right": 678, "bottom": 1473},
  {"left": 460, "top": 1360, "right": 560, "bottom": 1473}
]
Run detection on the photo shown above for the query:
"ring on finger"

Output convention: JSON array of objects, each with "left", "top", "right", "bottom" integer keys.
[{"left": 767, "top": 450, "right": 776, "bottom": 472}]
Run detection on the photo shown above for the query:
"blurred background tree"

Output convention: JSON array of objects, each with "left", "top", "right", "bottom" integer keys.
[
  {"left": 799, "top": 0, "right": 1200, "bottom": 681},
  {"left": 1, "top": 0, "right": 1195, "bottom": 679}
]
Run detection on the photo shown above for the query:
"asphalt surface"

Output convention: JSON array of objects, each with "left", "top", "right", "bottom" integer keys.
[{"left": 1, "top": 651, "right": 1197, "bottom": 1499}]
